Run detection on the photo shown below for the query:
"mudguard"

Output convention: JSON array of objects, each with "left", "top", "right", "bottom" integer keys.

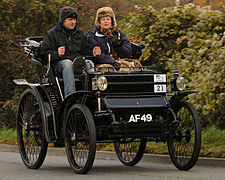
[
  {"left": 13, "top": 79, "right": 57, "bottom": 142},
  {"left": 169, "top": 90, "right": 199, "bottom": 106},
  {"left": 59, "top": 90, "right": 94, "bottom": 114},
  {"left": 55, "top": 91, "right": 95, "bottom": 141}
]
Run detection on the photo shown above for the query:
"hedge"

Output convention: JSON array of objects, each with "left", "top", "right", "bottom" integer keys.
[{"left": 122, "top": 3, "right": 225, "bottom": 128}]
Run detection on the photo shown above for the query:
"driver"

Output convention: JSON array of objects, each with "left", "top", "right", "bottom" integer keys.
[{"left": 40, "top": 7, "right": 99, "bottom": 97}]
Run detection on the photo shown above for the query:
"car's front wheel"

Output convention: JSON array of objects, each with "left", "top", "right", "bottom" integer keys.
[{"left": 167, "top": 101, "right": 201, "bottom": 170}]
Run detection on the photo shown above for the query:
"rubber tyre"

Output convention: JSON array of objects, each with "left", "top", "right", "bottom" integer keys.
[
  {"left": 65, "top": 104, "right": 96, "bottom": 174},
  {"left": 114, "top": 138, "right": 146, "bottom": 166}
]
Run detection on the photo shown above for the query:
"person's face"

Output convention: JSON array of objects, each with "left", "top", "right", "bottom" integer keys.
[
  {"left": 100, "top": 16, "right": 112, "bottom": 30},
  {"left": 63, "top": 18, "right": 76, "bottom": 29}
]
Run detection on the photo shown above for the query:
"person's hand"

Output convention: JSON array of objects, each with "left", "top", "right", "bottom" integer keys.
[
  {"left": 93, "top": 46, "right": 101, "bottom": 56},
  {"left": 58, "top": 46, "right": 65, "bottom": 56},
  {"left": 113, "top": 62, "right": 121, "bottom": 71},
  {"left": 109, "top": 31, "right": 122, "bottom": 47}
]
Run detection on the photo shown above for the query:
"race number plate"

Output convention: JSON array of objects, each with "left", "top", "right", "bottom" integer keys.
[
  {"left": 154, "top": 84, "right": 166, "bottom": 93},
  {"left": 154, "top": 74, "right": 166, "bottom": 82},
  {"left": 128, "top": 114, "right": 153, "bottom": 123}
]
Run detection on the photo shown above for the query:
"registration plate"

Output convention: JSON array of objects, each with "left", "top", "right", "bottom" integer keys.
[{"left": 128, "top": 114, "right": 153, "bottom": 123}]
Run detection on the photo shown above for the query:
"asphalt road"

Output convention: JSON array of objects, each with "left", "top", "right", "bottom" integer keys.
[{"left": 0, "top": 150, "right": 225, "bottom": 180}]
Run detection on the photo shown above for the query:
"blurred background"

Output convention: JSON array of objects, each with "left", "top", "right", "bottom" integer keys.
[{"left": 0, "top": 0, "right": 224, "bottom": 157}]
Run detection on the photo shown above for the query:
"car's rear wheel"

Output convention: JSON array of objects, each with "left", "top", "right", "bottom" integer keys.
[
  {"left": 114, "top": 138, "right": 146, "bottom": 166},
  {"left": 65, "top": 104, "right": 96, "bottom": 174},
  {"left": 167, "top": 101, "right": 201, "bottom": 170},
  {"left": 17, "top": 89, "right": 48, "bottom": 169}
]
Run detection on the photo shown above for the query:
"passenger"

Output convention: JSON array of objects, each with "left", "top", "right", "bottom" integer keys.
[
  {"left": 40, "top": 7, "right": 98, "bottom": 97},
  {"left": 88, "top": 7, "right": 142, "bottom": 71}
]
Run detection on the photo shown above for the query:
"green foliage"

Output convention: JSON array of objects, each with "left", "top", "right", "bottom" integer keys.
[
  {"left": 0, "top": 0, "right": 97, "bottom": 36},
  {"left": 123, "top": 3, "right": 225, "bottom": 128}
]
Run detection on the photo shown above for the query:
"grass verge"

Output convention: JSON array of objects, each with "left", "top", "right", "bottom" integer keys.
[
  {"left": 0, "top": 126, "right": 224, "bottom": 158},
  {"left": 0, "top": 128, "right": 16, "bottom": 145}
]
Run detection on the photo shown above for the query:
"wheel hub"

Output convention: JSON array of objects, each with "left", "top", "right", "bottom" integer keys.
[
  {"left": 24, "top": 124, "right": 28, "bottom": 131},
  {"left": 175, "top": 130, "right": 183, "bottom": 142},
  {"left": 185, "top": 129, "right": 191, "bottom": 142},
  {"left": 24, "top": 122, "right": 30, "bottom": 136},
  {"left": 71, "top": 133, "right": 76, "bottom": 141}
]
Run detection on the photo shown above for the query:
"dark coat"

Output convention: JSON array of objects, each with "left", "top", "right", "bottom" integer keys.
[
  {"left": 87, "top": 28, "right": 132, "bottom": 65},
  {"left": 39, "top": 24, "right": 90, "bottom": 64}
]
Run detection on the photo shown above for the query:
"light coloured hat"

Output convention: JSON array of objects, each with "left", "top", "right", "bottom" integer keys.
[{"left": 95, "top": 7, "right": 117, "bottom": 29}]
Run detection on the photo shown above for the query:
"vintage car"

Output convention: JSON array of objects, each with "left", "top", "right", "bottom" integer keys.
[{"left": 13, "top": 37, "right": 201, "bottom": 174}]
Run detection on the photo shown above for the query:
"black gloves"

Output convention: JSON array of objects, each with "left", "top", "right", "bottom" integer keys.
[
  {"left": 109, "top": 31, "right": 123, "bottom": 47},
  {"left": 113, "top": 62, "right": 121, "bottom": 71}
]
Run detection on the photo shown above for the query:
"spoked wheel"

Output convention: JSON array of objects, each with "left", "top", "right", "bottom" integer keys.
[
  {"left": 17, "top": 89, "right": 48, "bottom": 169},
  {"left": 167, "top": 101, "right": 201, "bottom": 170},
  {"left": 65, "top": 104, "right": 96, "bottom": 174},
  {"left": 114, "top": 138, "right": 146, "bottom": 166}
]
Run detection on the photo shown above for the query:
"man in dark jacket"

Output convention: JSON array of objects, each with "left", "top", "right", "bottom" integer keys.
[{"left": 40, "top": 7, "right": 94, "bottom": 97}]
